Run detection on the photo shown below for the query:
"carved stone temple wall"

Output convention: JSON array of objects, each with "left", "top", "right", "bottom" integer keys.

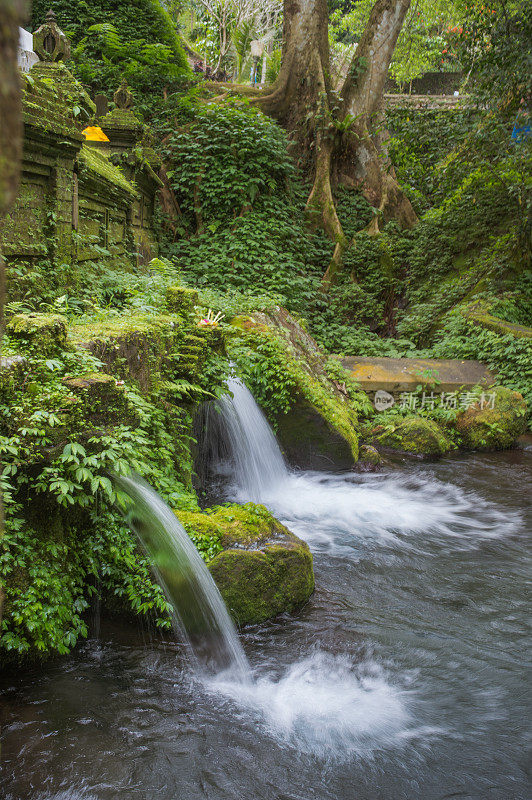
[{"left": 0, "top": 11, "right": 161, "bottom": 297}]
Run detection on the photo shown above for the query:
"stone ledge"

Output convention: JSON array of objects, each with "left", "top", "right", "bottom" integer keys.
[{"left": 341, "top": 356, "right": 494, "bottom": 394}]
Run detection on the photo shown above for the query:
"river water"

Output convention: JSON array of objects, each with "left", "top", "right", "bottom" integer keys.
[{"left": 1, "top": 447, "right": 530, "bottom": 800}]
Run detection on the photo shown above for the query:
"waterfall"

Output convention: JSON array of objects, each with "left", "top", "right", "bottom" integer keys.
[
  {"left": 114, "top": 474, "right": 250, "bottom": 682},
  {"left": 205, "top": 377, "right": 289, "bottom": 502}
]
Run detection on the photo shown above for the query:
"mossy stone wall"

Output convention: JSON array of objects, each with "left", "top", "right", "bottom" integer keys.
[{"left": 0, "top": 64, "right": 159, "bottom": 283}]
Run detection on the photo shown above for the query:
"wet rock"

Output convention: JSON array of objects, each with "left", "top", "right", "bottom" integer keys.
[
  {"left": 274, "top": 399, "right": 355, "bottom": 469},
  {"left": 341, "top": 355, "right": 494, "bottom": 394},
  {"left": 454, "top": 386, "right": 527, "bottom": 450},
  {"left": 358, "top": 444, "right": 385, "bottom": 468},
  {"left": 177, "top": 503, "right": 314, "bottom": 626}
]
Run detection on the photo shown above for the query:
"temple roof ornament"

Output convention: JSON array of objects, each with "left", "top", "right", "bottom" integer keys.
[
  {"left": 33, "top": 9, "right": 71, "bottom": 63},
  {"left": 113, "top": 79, "right": 134, "bottom": 111}
]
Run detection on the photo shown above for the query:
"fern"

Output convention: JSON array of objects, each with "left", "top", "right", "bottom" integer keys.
[{"left": 86, "top": 23, "right": 124, "bottom": 57}]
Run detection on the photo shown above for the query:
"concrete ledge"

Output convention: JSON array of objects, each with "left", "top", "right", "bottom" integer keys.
[{"left": 341, "top": 356, "right": 494, "bottom": 393}]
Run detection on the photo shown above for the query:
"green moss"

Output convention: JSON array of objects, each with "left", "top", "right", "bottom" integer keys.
[
  {"left": 166, "top": 284, "right": 199, "bottom": 315},
  {"left": 358, "top": 444, "right": 384, "bottom": 466},
  {"left": 69, "top": 312, "right": 206, "bottom": 391},
  {"left": 99, "top": 108, "right": 143, "bottom": 131},
  {"left": 372, "top": 416, "right": 452, "bottom": 457},
  {"left": 7, "top": 313, "right": 68, "bottom": 355},
  {"left": 209, "top": 544, "right": 314, "bottom": 627},
  {"left": 454, "top": 385, "right": 527, "bottom": 449},
  {"left": 20, "top": 70, "right": 85, "bottom": 139},
  {"left": 79, "top": 145, "right": 138, "bottom": 198},
  {"left": 70, "top": 312, "right": 180, "bottom": 344},
  {"left": 31, "top": 62, "right": 96, "bottom": 119},
  {"left": 176, "top": 503, "right": 314, "bottom": 626}
]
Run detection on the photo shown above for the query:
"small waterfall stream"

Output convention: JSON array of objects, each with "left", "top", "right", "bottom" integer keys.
[
  {"left": 204, "top": 377, "right": 289, "bottom": 502},
  {"left": 114, "top": 474, "right": 250, "bottom": 682}
]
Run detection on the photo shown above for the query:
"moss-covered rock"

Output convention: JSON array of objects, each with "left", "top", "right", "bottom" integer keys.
[
  {"left": 454, "top": 385, "right": 527, "bottom": 450},
  {"left": 358, "top": 444, "right": 385, "bottom": 467},
  {"left": 69, "top": 313, "right": 213, "bottom": 390},
  {"left": 7, "top": 313, "right": 68, "bottom": 354},
  {"left": 464, "top": 303, "right": 532, "bottom": 340},
  {"left": 371, "top": 416, "right": 452, "bottom": 457},
  {"left": 166, "top": 283, "right": 199, "bottom": 315},
  {"left": 62, "top": 372, "right": 128, "bottom": 426},
  {"left": 176, "top": 503, "right": 314, "bottom": 626}
]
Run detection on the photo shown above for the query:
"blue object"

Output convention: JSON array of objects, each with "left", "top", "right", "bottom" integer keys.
[{"left": 511, "top": 124, "right": 531, "bottom": 142}]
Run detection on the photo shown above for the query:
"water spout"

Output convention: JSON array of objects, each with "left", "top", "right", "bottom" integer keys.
[
  {"left": 202, "top": 377, "right": 289, "bottom": 502},
  {"left": 114, "top": 473, "right": 250, "bottom": 682}
]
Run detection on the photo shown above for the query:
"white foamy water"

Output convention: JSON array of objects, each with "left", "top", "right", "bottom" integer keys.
[
  {"left": 205, "top": 651, "right": 419, "bottom": 760},
  {"left": 210, "top": 379, "right": 521, "bottom": 553},
  {"left": 251, "top": 471, "right": 522, "bottom": 553}
]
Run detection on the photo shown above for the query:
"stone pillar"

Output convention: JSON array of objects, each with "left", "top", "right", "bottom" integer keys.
[
  {"left": 31, "top": 11, "right": 86, "bottom": 266},
  {"left": 52, "top": 152, "right": 78, "bottom": 264},
  {"left": 0, "top": 0, "right": 24, "bottom": 633}
]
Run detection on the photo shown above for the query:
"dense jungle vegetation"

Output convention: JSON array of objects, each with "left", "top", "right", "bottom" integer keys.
[{"left": 0, "top": 0, "right": 530, "bottom": 662}]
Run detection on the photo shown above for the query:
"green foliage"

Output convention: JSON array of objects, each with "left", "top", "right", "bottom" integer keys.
[
  {"left": 427, "top": 309, "right": 532, "bottom": 421},
  {"left": 490, "top": 271, "right": 532, "bottom": 325},
  {"left": 31, "top": 0, "right": 190, "bottom": 113},
  {"left": 265, "top": 49, "right": 282, "bottom": 84},
  {"left": 161, "top": 99, "right": 294, "bottom": 226},
  {"left": 159, "top": 100, "right": 333, "bottom": 312},
  {"left": 452, "top": 1, "right": 532, "bottom": 110},
  {"left": 387, "top": 107, "right": 479, "bottom": 209},
  {"left": 0, "top": 274, "right": 234, "bottom": 659},
  {"left": 229, "top": 331, "right": 299, "bottom": 419},
  {"left": 330, "top": 0, "right": 462, "bottom": 84}
]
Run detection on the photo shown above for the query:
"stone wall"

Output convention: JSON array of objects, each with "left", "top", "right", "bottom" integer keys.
[
  {"left": 0, "top": 59, "right": 160, "bottom": 288},
  {"left": 386, "top": 71, "right": 463, "bottom": 95}
]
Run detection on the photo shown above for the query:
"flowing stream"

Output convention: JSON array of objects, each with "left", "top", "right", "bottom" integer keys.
[
  {"left": 112, "top": 474, "right": 250, "bottom": 682},
  {"left": 1, "top": 381, "right": 530, "bottom": 800}
]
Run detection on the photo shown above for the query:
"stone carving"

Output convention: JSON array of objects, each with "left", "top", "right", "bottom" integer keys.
[
  {"left": 113, "top": 79, "right": 133, "bottom": 110},
  {"left": 94, "top": 93, "right": 109, "bottom": 118},
  {"left": 33, "top": 9, "right": 71, "bottom": 63}
]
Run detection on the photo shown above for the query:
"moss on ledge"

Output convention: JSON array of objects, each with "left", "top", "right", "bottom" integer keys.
[
  {"left": 7, "top": 313, "right": 68, "bottom": 354},
  {"left": 79, "top": 145, "right": 138, "bottom": 199},
  {"left": 464, "top": 304, "right": 532, "bottom": 340}
]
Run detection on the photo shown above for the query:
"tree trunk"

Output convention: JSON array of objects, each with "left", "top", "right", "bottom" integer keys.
[
  {"left": 252, "top": 0, "right": 416, "bottom": 286},
  {"left": 0, "top": 0, "right": 24, "bottom": 628},
  {"left": 338, "top": 0, "right": 418, "bottom": 234},
  {"left": 258, "top": 0, "right": 331, "bottom": 132}
]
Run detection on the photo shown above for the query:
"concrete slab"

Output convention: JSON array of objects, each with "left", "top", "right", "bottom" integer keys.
[{"left": 341, "top": 357, "right": 494, "bottom": 393}]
